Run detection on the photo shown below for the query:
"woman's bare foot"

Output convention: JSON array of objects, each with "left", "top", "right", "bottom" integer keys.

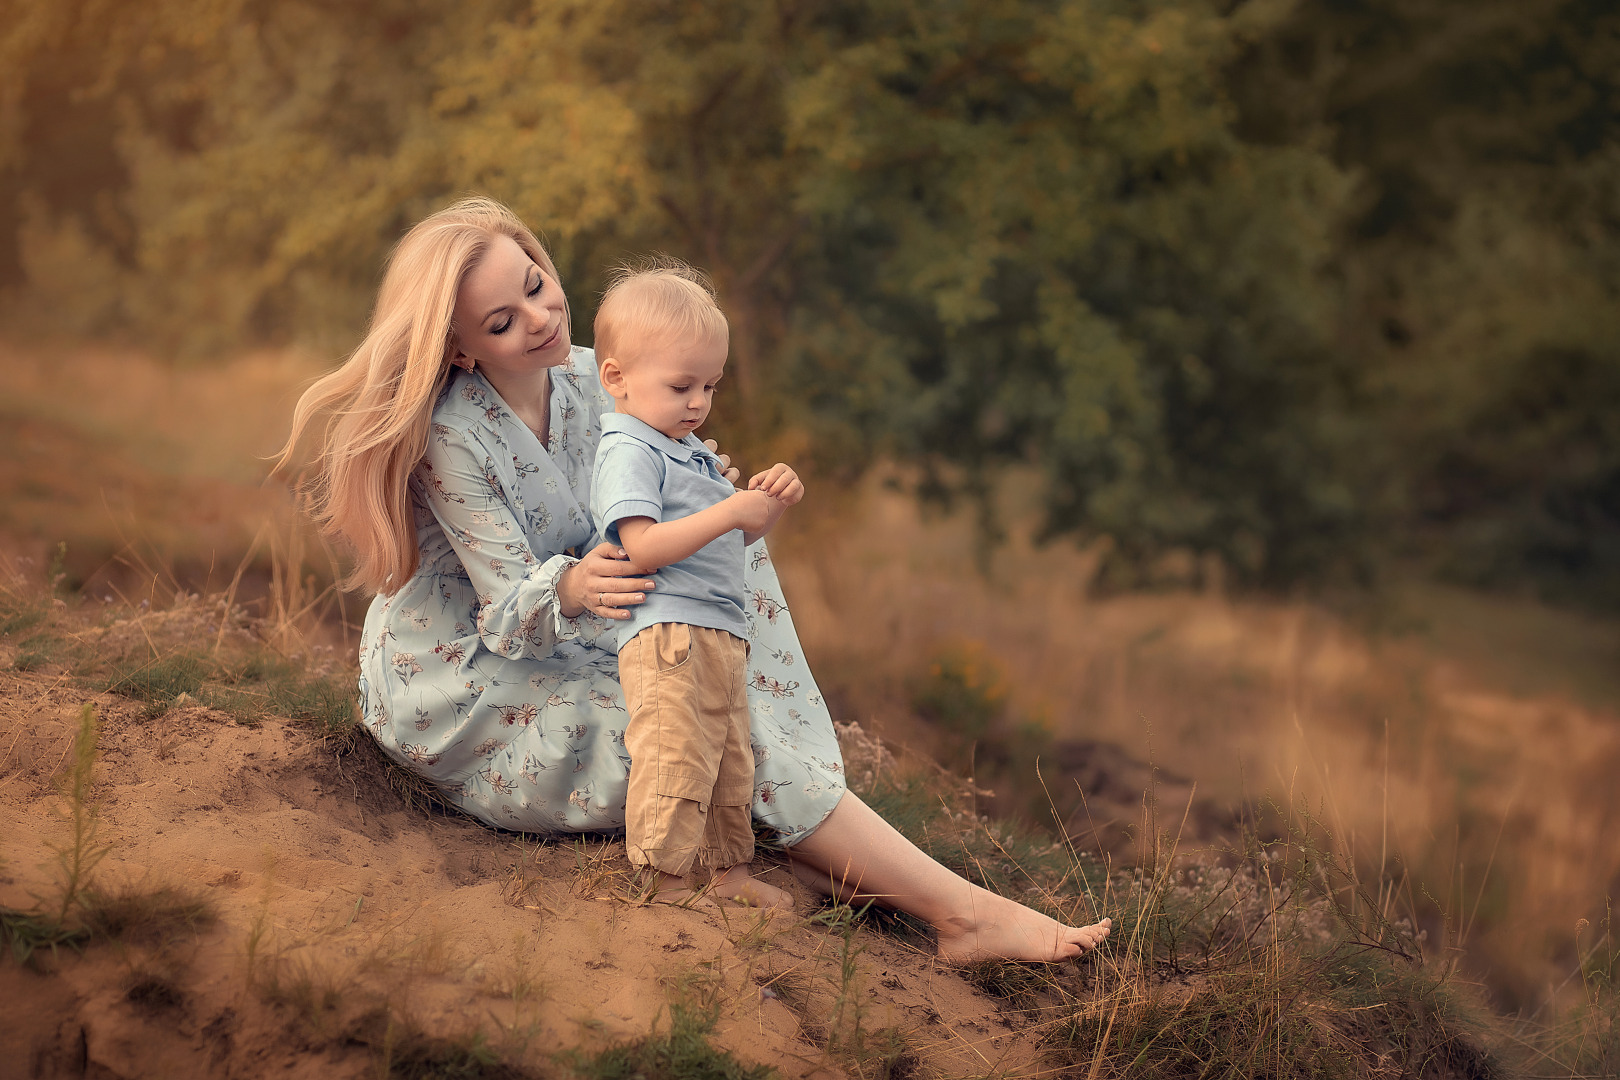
[
  {"left": 933, "top": 889, "right": 1111, "bottom": 963},
  {"left": 710, "top": 864, "right": 794, "bottom": 910}
]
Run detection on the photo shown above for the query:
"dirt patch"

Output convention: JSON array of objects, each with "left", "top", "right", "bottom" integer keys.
[{"left": 0, "top": 671, "right": 1042, "bottom": 1078}]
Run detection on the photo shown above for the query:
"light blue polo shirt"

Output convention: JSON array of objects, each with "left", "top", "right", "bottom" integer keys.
[{"left": 589, "top": 413, "right": 748, "bottom": 653}]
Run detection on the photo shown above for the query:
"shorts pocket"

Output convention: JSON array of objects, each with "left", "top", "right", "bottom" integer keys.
[
  {"left": 655, "top": 771, "right": 714, "bottom": 804},
  {"left": 654, "top": 623, "right": 692, "bottom": 672}
]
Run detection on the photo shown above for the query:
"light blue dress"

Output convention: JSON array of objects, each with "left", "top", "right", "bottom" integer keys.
[{"left": 356, "top": 348, "right": 846, "bottom": 844}]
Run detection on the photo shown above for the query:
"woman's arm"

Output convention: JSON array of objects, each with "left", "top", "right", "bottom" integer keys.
[{"left": 418, "top": 427, "right": 644, "bottom": 658}]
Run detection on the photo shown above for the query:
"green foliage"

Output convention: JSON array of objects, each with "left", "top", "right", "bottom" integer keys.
[
  {"left": 0, "top": 0, "right": 1615, "bottom": 600},
  {"left": 1229, "top": 0, "right": 1620, "bottom": 602},
  {"left": 786, "top": 0, "right": 1365, "bottom": 585},
  {"left": 908, "top": 641, "right": 1006, "bottom": 742},
  {"left": 220, "top": 652, "right": 359, "bottom": 735}
]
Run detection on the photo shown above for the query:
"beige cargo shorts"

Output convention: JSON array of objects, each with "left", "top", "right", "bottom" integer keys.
[{"left": 619, "top": 622, "right": 754, "bottom": 877}]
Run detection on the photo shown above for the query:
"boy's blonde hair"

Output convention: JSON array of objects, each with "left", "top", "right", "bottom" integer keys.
[{"left": 593, "top": 259, "right": 728, "bottom": 366}]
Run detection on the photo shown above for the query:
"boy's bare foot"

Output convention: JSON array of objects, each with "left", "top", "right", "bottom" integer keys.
[
  {"left": 934, "top": 891, "right": 1111, "bottom": 963},
  {"left": 639, "top": 869, "right": 716, "bottom": 909},
  {"left": 710, "top": 865, "right": 794, "bottom": 910}
]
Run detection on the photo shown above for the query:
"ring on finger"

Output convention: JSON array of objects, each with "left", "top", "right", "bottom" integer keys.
[{"left": 598, "top": 592, "right": 605, "bottom": 608}]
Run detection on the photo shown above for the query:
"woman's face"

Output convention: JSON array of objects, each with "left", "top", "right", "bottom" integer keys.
[{"left": 451, "top": 234, "right": 571, "bottom": 378}]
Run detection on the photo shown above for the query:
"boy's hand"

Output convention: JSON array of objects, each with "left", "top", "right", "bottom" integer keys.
[
  {"left": 747, "top": 464, "right": 803, "bottom": 507},
  {"left": 725, "top": 489, "right": 777, "bottom": 533}
]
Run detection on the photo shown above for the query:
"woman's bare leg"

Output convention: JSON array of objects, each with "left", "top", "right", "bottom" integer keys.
[{"left": 784, "top": 791, "right": 1111, "bottom": 962}]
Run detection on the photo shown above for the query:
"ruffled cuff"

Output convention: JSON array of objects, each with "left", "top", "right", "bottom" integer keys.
[{"left": 525, "top": 553, "right": 613, "bottom": 649}]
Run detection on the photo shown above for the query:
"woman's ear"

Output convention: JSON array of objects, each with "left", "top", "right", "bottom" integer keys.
[
  {"left": 448, "top": 335, "right": 476, "bottom": 372},
  {"left": 599, "top": 356, "right": 628, "bottom": 399}
]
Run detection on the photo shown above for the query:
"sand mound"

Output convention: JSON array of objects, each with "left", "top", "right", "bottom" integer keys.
[{"left": 0, "top": 670, "right": 1044, "bottom": 1079}]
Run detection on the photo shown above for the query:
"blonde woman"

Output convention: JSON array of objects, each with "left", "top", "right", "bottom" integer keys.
[{"left": 282, "top": 197, "right": 1110, "bottom": 961}]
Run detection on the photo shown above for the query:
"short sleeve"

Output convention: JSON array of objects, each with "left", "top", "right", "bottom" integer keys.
[{"left": 590, "top": 439, "right": 666, "bottom": 545}]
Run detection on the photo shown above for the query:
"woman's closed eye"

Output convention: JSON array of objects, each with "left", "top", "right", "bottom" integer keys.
[{"left": 489, "top": 274, "right": 542, "bottom": 335}]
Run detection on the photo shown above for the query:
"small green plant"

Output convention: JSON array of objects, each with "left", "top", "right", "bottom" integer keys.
[
  {"left": 0, "top": 702, "right": 214, "bottom": 965},
  {"left": 53, "top": 703, "right": 109, "bottom": 922}
]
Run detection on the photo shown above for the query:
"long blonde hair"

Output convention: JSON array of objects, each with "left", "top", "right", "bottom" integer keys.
[{"left": 278, "top": 197, "right": 563, "bottom": 595}]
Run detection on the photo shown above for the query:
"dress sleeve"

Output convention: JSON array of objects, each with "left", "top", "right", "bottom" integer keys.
[{"left": 415, "top": 425, "right": 611, "bottom": 660}]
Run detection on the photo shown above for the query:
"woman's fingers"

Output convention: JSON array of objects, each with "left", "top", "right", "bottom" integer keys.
[
  {"left": 590, "top": 592, "right": 642, "bottom": 620},
  {"left": 583, "top": 542, "right": 656, "bottom": 579},
  {"left": 702, "top": 439, "right": 740, "bottom": 484}
]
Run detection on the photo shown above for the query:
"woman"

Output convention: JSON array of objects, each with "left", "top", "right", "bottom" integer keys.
[{"left": 281, "top": 197, "right": 1109, "bottom": 961}]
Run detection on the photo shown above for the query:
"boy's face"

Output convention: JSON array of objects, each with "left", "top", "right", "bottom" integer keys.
[{"left": 602, "top": 329, "right": 728, "bottom": 441}]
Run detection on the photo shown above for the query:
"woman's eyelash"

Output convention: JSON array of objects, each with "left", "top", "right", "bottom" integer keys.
[{"left": 490, "top": 278, "right": 539, "bottom": 335}]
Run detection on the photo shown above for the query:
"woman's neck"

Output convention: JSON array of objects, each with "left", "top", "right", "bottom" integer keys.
[{"left": 479, "top": 365, "right": 554, "bottom": 444}]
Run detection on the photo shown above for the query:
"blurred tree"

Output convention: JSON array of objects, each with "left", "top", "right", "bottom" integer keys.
[
  {"left": 784, "top": 0, "right": 1365, "bottom": 585},
  {"left": 0, "top": 0, "right": 1614, "bottom": 600},
  {"left": 1230, "top": 0, "right": 1620, "bottom": 602}
]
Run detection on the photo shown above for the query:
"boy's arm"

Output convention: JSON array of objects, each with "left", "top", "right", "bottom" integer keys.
[
  {"left": 615, "top": 490, "right": 776, "bottom": 570},
  {"left": 741, "top": 498, "right": 786, "bottom": 547}
]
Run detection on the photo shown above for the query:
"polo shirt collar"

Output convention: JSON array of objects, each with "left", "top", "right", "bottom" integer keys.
[{"left": 599, "top": 412, "right": 715, "bottom": 465}]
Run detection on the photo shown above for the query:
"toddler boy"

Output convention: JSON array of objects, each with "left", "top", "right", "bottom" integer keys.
[{"left": 589, "top": 263, "right": 802, "bottom": 909}]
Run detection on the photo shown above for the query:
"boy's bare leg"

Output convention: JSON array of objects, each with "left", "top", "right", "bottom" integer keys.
[{"left": 710, "top": 864, "right": 793, "bottom": 910}]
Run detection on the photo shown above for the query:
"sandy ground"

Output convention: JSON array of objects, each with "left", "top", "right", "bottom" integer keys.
[{"left": 0, "top": 670, "right": 1052, "bottom": 1079}]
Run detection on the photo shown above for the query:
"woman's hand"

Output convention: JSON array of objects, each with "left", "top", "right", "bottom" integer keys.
[
  {"left": 703, "top": 438, "right": 741, "bottom": 486},
  {"left": 557, "top": 543, "right": 657, "bottom": 620}
]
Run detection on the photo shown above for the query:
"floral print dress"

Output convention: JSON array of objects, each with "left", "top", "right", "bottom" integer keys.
[{"left": 356, "top": 348, "right": 846, "bottom": 844}]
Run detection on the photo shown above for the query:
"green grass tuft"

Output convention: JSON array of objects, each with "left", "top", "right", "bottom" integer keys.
[
  {"left": 0, "top": 907, "right": 90, "bottom": 964},
  {"left": 566, "top": 996, "right": 774, "bottom": 1080},
  {"left": 103, "top": 650, "right": 210, "bottom": 709},
  {"left": 384, "top": 1029, "right": 531, "bottom": 1080}
]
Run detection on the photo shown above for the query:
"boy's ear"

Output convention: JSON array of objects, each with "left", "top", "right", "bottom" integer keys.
[{"left": 599, "top": 356, "right": 628, "bottom": 399}]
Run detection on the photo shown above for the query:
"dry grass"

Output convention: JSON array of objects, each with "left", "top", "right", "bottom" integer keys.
[
  {"left": 772, "top": 469, "right": 1620, "bottom": 1018},
  {"left": 839, "top": 749, "right": 1618, "bottom": 1079}
]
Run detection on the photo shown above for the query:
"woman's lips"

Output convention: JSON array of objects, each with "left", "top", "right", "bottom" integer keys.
[{"left": 529, "top": 323, "right": 562, "bottom": 352}]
